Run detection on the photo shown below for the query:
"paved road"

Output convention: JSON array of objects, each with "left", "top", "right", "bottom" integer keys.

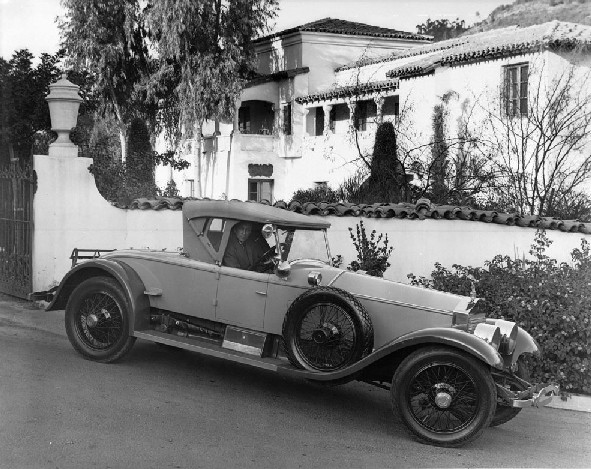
[{"left": 1, "top": 295, "right": 590, "bottom": 468}]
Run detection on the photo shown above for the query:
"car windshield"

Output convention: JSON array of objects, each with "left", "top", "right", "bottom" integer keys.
[{"left": 275, "top": 228, "right": 330, "bottom": 264}]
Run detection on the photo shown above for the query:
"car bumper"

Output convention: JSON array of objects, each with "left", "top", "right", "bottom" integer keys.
[{"left": 498, "top": 383, "right": 559, "bottom": 408}]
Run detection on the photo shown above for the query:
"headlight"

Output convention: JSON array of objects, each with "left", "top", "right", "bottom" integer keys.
[
  {"left": 486, "top": 318, "right": 518, "bottom": 355},
  {"left": 473, "top": 323, "right": 501, "bottom": 350}
]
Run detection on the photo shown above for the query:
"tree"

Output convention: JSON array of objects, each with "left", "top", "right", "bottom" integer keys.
[
  {"left": 0, "top": 49, "right": 64, "bottom": 164},
  {"left": 477, "top": 56, "right": 591, "bottom": 216},
  {"left": 143, "top": 0, "right": 278, "bottom": 198},
  {"left": 416, "top": 18, "right": 470, "bottom": 42},
  {"left": 60, "top": 0, "right": 152, "bottom": 160}
]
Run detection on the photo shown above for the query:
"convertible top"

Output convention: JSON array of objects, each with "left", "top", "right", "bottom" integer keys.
[{"left": 182, "top": 200, "right": 331, "bottom": 229}]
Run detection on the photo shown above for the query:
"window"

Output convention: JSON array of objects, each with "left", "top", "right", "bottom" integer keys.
[
  {"left": 283, "top": 103, "right": 292, "bottom": 135},
  {"left": 239, "top": 107, "right": 251, "bottom": 133},
  {"left": 187, "top": 179, "right": 194, "bottom": 198},
  {"left": 206, "top": 218, "right": 226, "bottom": 251},
  {"left": 353, "top": 101, "right": 377, "bottom": 131},
  {"left": 504, "top": 63, "right": 528, "bottom": 117},
  {"left": 248, "top": 179, "right": 273, "bottom": 203}
]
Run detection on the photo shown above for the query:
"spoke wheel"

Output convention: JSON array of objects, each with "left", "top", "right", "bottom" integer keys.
[
  {"left": 392, "top": 347, "right": 496, "bottom": 447},
  {"left": 65, "top": 277, "right": 136, "bottom": 363},
  {"left": 283, "top": 287, "right": 373, "bottom": 373}
]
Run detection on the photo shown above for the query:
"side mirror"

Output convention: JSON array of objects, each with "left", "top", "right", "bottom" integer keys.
[{"left": 261, "top": 223, "right": 275, "bottom": 239}]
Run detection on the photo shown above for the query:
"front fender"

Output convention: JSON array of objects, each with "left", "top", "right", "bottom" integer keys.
[
  {"left": 46, "top": 259, "right": 150, "bottom": 334},
  {"left": 283, "top": 327, "right": 504, "bottom": 382},
  {"left": 512, "top": 326, "right": 541, "bottom": 363}
]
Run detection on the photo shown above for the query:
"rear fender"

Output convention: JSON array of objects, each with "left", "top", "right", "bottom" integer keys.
[
  {"left": 292, "top": 327, "right": 503, "bottom": 382},
  {"left": 46, "top": 259, "right": 150, "bottom": 334}
]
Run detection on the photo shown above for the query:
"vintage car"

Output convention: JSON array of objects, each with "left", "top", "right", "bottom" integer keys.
[{"left": 38, "top": 200, "right": 557, "bottom": 447}]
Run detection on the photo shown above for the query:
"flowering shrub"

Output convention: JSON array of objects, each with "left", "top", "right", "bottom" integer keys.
[
  {"left": 348, "top": 220, "right": 393, "bottom": 277},
  {"left": 408, "top": 230, "right": 591, "bottom": 394}
]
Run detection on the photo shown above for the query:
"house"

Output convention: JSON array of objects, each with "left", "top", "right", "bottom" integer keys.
[
  {"left": 156, "top": 19, "right": 591, "bottom": 204},
  {"left": 155, "top": 18, "right": 431, "bottom": 201}
]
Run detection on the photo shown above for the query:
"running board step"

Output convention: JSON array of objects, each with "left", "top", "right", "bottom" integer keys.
[{"left": 135, "top": 330, "right": 295, "bottom": 374}]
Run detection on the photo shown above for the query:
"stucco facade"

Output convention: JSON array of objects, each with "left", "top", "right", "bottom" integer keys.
[{"left": 155, "top": 19, "right": 591, "bottom": 205}]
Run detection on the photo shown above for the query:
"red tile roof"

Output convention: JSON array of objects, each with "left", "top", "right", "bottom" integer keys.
[
  {"left": 295, "top": 79, "right": 399, "bottom": 105},
  {"left": 254, "top": 18, "right": 432, "bottom": 44},
  {"left": 119, "top": 197, "right": 591, "bottom": 234},
  {"left": 336, "top": 21, "right": 591, "bottom": 75}
]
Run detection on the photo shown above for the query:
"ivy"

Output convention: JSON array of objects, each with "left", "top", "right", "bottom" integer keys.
[{"left": 408, "top": 230, "right": 591, "bottom": 394}]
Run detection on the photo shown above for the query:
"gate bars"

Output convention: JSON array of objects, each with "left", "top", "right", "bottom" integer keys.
[{"left": 0, "top": 163, "right": 35, "bottom": 299}]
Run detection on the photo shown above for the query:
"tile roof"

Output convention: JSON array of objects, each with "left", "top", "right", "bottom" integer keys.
[
  {"left": 117, "top": 197, "right": 591, "bottom": 234},
  {"left": 295, "top": 79, "right": 399, "bottom": 105},
  {"left": 254, "top": 18, "right": 432, "bottom": 44},
  {"left": 336, "top": 21, "right": 591, "bottom": 75}
]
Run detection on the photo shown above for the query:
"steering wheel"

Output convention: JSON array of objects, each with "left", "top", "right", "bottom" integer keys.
[{"left": 252, "top": 246, "right": 277, "bottom": 273}]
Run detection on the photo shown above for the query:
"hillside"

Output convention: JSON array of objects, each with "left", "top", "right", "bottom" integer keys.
[{"left": 468, "top": 0, "right": 591, "bottom": 33}]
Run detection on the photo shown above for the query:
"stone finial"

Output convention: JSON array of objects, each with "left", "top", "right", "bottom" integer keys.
[{"left": 46, "top": 74, "right": 83, "bottom": 157}]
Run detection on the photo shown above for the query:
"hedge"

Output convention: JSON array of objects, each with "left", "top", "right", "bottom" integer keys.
[{"left": 408, "top": 230, "right": 591, "bottom": 394}]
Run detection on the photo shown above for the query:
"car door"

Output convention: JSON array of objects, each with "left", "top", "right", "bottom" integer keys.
[{"left": 216, "top": 267, "right": 269, "bottom": 330}]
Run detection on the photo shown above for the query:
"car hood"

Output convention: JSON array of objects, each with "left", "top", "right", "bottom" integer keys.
[{"left": 327, "top": 269, "right": 472, "bottom": 314}]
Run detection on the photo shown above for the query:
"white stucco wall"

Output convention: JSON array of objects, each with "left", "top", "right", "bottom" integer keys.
[
  {"left": 32, "top": 152, "right": 589, "bottom": 292},
  {"left": 33, "top": 154, "right": 182, "bottom": 291},
  {"left": 324, "top": 217, "right": 590, "bottom": 283}
]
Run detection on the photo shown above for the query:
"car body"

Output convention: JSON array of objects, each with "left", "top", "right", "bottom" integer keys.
[{"left": 39, "top": 200, "right": 557, "bottom": 447}]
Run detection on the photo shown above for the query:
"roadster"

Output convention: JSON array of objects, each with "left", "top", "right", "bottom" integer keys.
[{"left": 37, "top": 200, "right": 557, "bottom": 446}]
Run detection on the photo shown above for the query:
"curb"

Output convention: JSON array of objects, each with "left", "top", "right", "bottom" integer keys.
[
  {"left": 1, "top": 294, "right": 590, "bottom": 413},
  {"left": 546, "top": 394, "right": 591, "bottom": 413}
]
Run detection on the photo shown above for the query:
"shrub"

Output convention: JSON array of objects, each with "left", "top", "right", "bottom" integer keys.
[
  {"left": 290, "top": 185, "right": 340, "bottom": 204},
  {"left": 408, "top": 230, "right": 591, "bottom": 394},
  {"left": 348, "top": 220, "right": 393, "bottom": 277}
]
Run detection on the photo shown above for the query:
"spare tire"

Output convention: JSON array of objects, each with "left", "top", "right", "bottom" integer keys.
[{"left": 282, "top": 286, "right": 374, "bottom": 372}]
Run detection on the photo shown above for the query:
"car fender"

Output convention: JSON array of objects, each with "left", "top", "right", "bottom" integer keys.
[
  {"left": 512, "top": 325, "right": 541, "bottom": 361},
  {"left": 282, "top": 327, "right": 504, "bottom": 382},
  {"left": 46, "top": 259, "right": 150, "bottom": 334}
]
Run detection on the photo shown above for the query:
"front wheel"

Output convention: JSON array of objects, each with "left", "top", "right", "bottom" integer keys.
[
  {"left": 391, "top": 347, "right": 496, "bottom": 447},
  {"left": 65, "top": 276, "right": 136, "bottom": 363}
]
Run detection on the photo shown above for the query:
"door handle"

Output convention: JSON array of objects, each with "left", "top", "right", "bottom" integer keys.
[{"left": 255, "top": 291, "right": 267, "bottom": 296}]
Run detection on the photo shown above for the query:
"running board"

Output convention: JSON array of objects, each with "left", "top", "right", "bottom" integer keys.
[{"left": 134, "top": 330, "right": 306, "bottom": 377}]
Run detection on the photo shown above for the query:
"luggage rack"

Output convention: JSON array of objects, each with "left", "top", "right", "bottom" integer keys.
[{"left": 70, "top": 248, "right": 115, "bottom": 267}]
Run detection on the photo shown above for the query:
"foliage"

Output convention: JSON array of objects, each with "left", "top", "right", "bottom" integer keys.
[
  {"left": 290, "top": 185, "right": 341, "bottom": 204},
  {"left": 476, "top": 59, "right": 591, "bottom": 216},
  {"left": 416, "top": 18, "right": 470, "bottom": 41},
  {"left": 144, "top": 0, "right": 278, "bottom": 196},
  {"left": 160, "top": 179, "right": 180, "bottom": 198},
  {"left": 359, "top": 121, "right": 411, "bottom": 203},
  {"left": 60, "top": 0, "right": 153, "bottom": 160},
  {"left": 87, "top": 114, "right": 189, "bottom": 205},
  {"left": 408, "top": 230, "right": 591, "bottom": 394},
  {"left": 0, "top": 50, "right": 62, "bottom": 163},
  {"left": 348, "top": 220, "right": 393, "bottom": 277},
  {"left": 429, "top": 103, "right": 448, "bottom": 203}
]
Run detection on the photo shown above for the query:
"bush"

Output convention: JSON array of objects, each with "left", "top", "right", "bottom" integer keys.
[
  {"left": 408, "top": 230, "right": 591, "bottom": 394},
  {"left": 290, "top": 185, "right": 340, "bottom": 204},
  {"left": 348, "top": 220, "right": 393, "bottom": 277}
]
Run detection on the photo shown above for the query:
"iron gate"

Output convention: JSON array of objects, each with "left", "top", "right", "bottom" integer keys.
[{"left": 0, "top": 162, "right": 35, "bottom": 299}]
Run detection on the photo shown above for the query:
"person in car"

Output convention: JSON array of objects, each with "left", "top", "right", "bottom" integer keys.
[{"left": 222, "top": 221, "right": 270, "bottom": 271}]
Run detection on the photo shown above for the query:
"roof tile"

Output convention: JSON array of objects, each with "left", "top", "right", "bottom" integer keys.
[{"left": 115, "top": 197, "right": 591, "bottom": 234}]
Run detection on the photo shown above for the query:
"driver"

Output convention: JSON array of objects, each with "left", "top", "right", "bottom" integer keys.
[{"left": 222, "top": 221, "right": 270, "bottom": 271}]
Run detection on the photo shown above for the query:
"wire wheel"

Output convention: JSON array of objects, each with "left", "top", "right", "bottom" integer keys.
[
  {"left": 294, "top": 302, "right": 358, "bottom": 371},
  {"left": 283, "top": 287, "right": 373, "bottom": 372},
  {"left": 392, "top": 347, "right": 496, "bottom": 447},
  {"left": 65, "top": 277, "right": 136, "bottom": 363},
  {"left": 75, "top": 291, "right": 124, "bottom": 351},
  {"left": 407, "top": 362, "right": 479, "bottom": 433}
]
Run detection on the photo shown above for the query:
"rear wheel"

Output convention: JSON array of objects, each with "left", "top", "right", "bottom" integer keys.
[
  {"left": 392, "top": 347, "right": 496, "bottom": 447},
  {"left": 65, "top": 277, "right": 136, "bottom": 363}
]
